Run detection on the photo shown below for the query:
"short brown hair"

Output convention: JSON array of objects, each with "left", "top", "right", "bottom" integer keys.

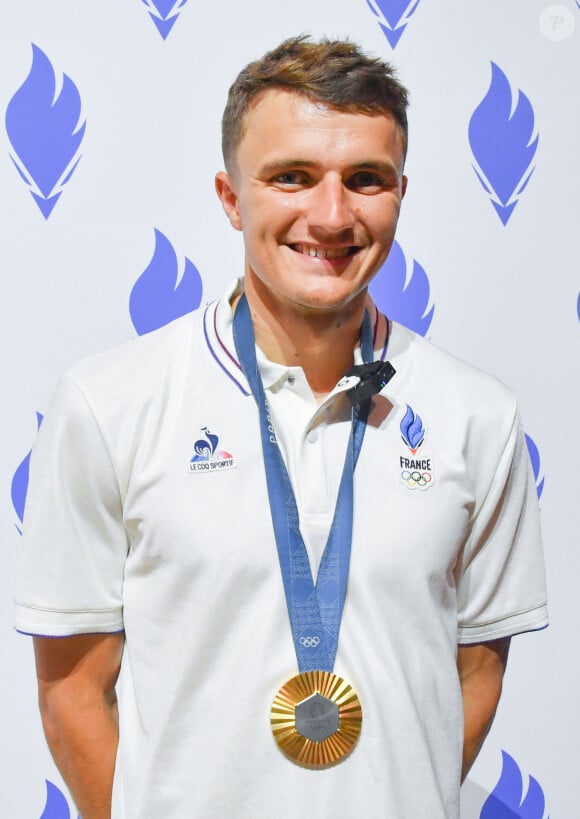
[{"left": 221, "top": 35, "right": 409, "bottom": 171}]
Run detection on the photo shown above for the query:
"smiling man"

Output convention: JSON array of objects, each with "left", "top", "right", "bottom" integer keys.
[
  {"left": 16, "top": 37, "right": 547, "bottom": 819},
  {"left": 215, "top": 85, "right": 406, "bottom": 397}
]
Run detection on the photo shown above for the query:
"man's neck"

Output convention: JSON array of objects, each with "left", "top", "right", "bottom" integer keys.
[{"left": 240, "top": 275, "right": 370, "bottom": 398}]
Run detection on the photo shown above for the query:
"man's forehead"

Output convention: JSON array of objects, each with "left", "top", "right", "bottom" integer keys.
[
  {"left": 244, "top": 87, "right": 387, "bottom": 123},
  {"left": 239, "top": 88, "right": 401, "bottom": 144},
  {"left": 247, "top": 88, "right": 332, "bottom": 115}
]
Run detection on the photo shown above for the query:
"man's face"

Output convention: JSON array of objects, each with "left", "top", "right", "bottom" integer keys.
[{"left": 216, "top": 89, "right": 407, "bottom": 314}]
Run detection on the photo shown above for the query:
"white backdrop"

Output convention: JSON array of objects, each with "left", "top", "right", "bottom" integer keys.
[{"left": 2, "top": 1, "right": 578, "bottom": 816}]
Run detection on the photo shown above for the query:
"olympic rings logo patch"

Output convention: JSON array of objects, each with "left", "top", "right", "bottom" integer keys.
[
  {"left": 400, "top": 469, "right": 433, "bottom": 491},
  {"left": 299, "top": 636, "right": 320, "bottom": 647}
]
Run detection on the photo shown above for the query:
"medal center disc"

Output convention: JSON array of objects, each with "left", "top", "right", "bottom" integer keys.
[
  {"left": 296, "top": 693, "right": 339, "bottom": 741},
  {"left": 270, "top": 670, "right": 362, "bottom": 769}
]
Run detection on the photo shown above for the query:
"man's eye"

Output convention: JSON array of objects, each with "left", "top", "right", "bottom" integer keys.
[
  {"left": 272, "top": 172, "right": 308, "bottom": 186},
  {"left": 348, "top": 172, "right": 385, "bottom": 190}
]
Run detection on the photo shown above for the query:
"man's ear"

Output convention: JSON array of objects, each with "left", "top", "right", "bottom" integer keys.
[
  {"left": 215, "top": 171, "right": 242, "bottom": 231},
  {"left": 401, "top": 175, "right": 408, "bottom": 199}
]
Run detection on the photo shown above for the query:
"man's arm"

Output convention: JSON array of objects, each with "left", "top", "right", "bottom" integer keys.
[
  {"left": 33, "top": 633, "right": 125, "bottom": 819},
  {"left": 457, "top": 637, "right": 510, "bottom": 783}
]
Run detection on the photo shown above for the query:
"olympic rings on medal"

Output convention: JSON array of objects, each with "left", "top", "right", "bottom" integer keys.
[
  {"left": 400, "top": 469, "right": 432, "bottom": 488},
  {"left": 299, "top": 636, "right": 320, "bottom": 647}
]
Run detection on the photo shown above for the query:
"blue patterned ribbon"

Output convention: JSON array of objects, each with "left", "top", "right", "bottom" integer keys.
[{"left": 233, "top": 295, "right": 376, "bottom": 673}]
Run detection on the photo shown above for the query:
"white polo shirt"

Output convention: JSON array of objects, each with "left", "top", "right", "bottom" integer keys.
[
  {"left": 15, "top": 280, "right": 547, "bottom": 819},
  {"left": 256, "top": 339, "right": 362, "bottom": 575}
]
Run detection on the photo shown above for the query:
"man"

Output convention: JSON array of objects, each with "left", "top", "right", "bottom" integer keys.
[{"left": 16, "top": 36, "right": 547, "bottom": 818}]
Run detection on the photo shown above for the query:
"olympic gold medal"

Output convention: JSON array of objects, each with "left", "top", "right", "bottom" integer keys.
[{"left": 270, "top": 670, "right": 362, "bottom": 769}]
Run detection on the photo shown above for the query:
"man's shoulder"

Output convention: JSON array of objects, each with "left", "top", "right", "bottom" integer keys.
[
  {"left": 388, "top": 321, "right": 517, "bottom": 417},
  {"left": 66, "top": 307, "right": 207, "bottom": 396}
]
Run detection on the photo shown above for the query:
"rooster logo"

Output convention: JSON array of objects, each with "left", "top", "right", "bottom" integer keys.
[
  {"left": 192, "top": 427, "right": 220, "bottom": 461},
  {"left": 189, "top": 428, "right": 235, "bottom": 472}
]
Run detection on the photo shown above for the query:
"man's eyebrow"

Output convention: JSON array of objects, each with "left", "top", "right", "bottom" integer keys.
[
  {"left": 259, "top": 159, "right": 316, "bottom": 176},
  {"left": 348, "top": 160, "right": 399, "bottom": 175},
  {"left": 259, "top": 159, "right": 399, "bottom": 177}
]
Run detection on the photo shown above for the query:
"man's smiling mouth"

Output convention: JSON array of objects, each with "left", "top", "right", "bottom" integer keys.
[{"left": 289, "top": 243, "right": 359, "bottom": 260}]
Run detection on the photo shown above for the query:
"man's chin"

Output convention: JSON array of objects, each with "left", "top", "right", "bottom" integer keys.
[
  {"left": 284, "top": 286, "right": 369, "bottom": 315},
  {"left": 244, "top": 266, "right": 370, "bottom": 316}
]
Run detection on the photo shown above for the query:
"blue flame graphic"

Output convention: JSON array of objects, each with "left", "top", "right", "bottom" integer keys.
[
  {"left": 39, "top": 780, "right": 73, "bottom": 819},
  {"left": 525, "top": 434, "right": 545, "bottom": 500},
  {"left": 5, "top": 45, "right": 86, "bottom": 219},
  {"left": 369, "top": 240, "right": 434, "bottom": 336},
  {"left": 11, "top": 412, "right": 43, "bottom": 535},
  {"left": 480, "top": 751, "right": 547, "bottom": 819},
  {"left": 469, "top": 63, "right": 539, "bottom": 226},
  {"left": 576, "top": 291, "right": 579, "bottom": 322},
  {"left": 366, "top": 0, "right": 423, "bottom": 48},
  {"left": 400, "top": 405, "right": 425, "bottom": 451},
  {"left": 130, "top": 229, "right": 203, "bottom": 335},
  {"left": 141, "top": 0, "right": 190, "bottom": 39}
]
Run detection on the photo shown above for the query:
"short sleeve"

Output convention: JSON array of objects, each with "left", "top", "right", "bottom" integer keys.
[
  {"left": 14, "top": 374, "right": 129, "bottom": 636},
  {"left": 456, "top": 408, "right": 548, "bottom": 643}
]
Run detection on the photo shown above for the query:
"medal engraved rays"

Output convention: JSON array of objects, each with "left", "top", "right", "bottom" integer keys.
[{"left": 270, "top": 670, "right": 362, "bottom": 768}]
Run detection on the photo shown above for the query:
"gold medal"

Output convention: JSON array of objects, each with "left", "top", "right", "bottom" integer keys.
[{"left": 270, "top": 670, "right": 362, "bottom": 769}]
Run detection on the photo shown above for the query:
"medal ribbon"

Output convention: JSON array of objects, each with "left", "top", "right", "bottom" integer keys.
[{"left": 233, "top": 294, "right": 376, "bottom": 673}]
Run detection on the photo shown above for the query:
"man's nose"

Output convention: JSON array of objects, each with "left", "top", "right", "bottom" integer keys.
[{"left": 307, "top": 175, "right": 355, "bottom": 234}]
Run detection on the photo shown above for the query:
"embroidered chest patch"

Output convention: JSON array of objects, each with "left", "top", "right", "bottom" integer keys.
[
  {"left": 189, "top": 426, "right": 237, "bottom": 473},
  {"left": 398, "top": 405, "right": 434, "bottom": 491}
]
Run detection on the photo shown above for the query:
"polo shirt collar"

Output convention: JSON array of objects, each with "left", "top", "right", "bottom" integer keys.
[{"left": 203, "top": 278, "right": 388, "bottom": 399}]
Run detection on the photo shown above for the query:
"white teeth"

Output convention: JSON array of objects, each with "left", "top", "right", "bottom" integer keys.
[{"left": 294, "top": 244, "right": 352, "bottom": 260}]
